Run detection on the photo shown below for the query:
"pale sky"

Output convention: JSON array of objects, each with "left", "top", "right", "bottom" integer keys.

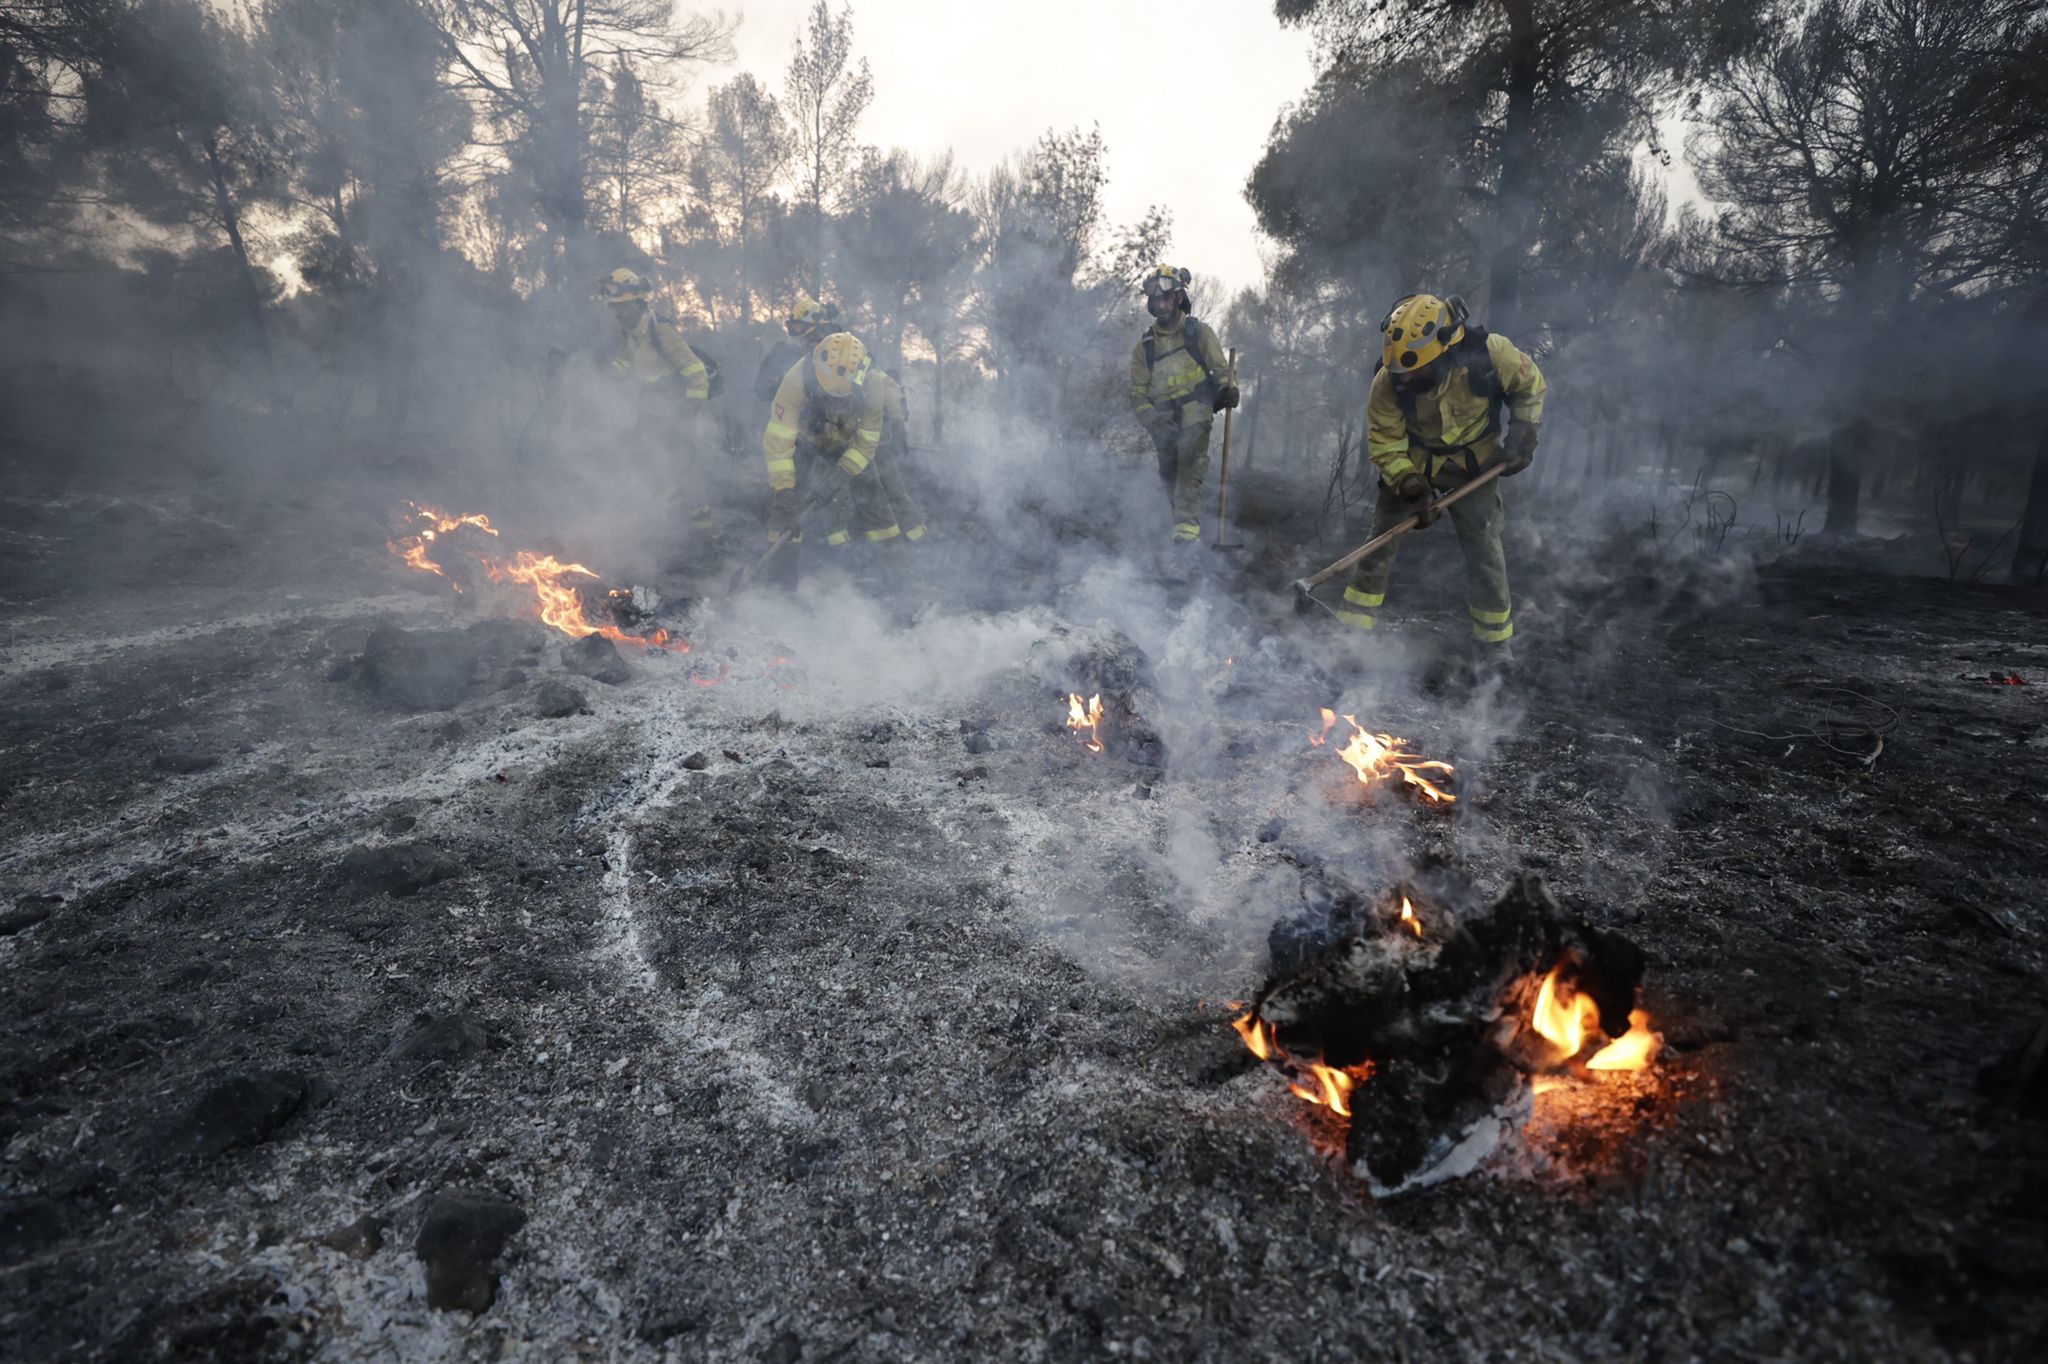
[{"left": 722, "top": 1, "right": 1319, "bottom": 303}]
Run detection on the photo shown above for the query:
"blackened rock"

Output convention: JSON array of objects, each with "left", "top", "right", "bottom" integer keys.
[
  {"left": 0, "top": 896, "right": 58, "bottom": 935},
  {"left": 153, "top": 749, "right": 219, "bottom": 775},
  {"left": 681, "top": 751, "right": 711, "bottom": 771},
  {"left": 497, "top": 668, "right": 529, "bottom": 691},
  {"left": 164, "top": 1070, "right": 311, "bottom": 1161},
  {"left": 534, "top": 681, "right": 586, "bottom": 718},
  {"left": 338, "top": 841, "right": 460, "bottom": 898},
  {"left": 415, "top": 1191, "right": 526, "bottom": 1313},
  {"left": 359, "top": 623, "right": 482, "bottom": 712},
  {"left": 1028, "top": 625, "right": 1154, "bottom": 696},
  {"left": 316, "top": 1212, "right": 385, "bottom": 1259},
  {"left": 763, "top": 1329, "right": 803, "bottom": 1363},
  {"left": 41, "top": 673, "right": 71, "bottom": 692},
  {"left": 562, "top": 633, "right": 630, "bottom": 684},
  {"left": 963, "top": 730, "right": 994, "bottom": 755},
  {"left": 395, "top": 1013, "right": 488, "bottom": 1070}
]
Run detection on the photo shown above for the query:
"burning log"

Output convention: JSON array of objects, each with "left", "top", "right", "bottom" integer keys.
[
  {"left": 1237, "top": 866, "right": 1659, "bottom": 1196},
  {"left": 1027, "top": 625, "right": 1164, "bottom": 763}
]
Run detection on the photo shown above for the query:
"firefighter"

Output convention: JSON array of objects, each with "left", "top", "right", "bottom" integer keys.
[
  {"left": 601, "top": 268, "right": 711, "bottom": 401},
  {"left": 1129, "top": 264, "right": 1238, "bottom": 547},
  {"left": 600, "top": 267, "right": 716, "bottom": 528},
  {"left": 761, "top": 331, "right": 904, "bottom": 586},
  {"left": 1338, "top": 293, "right": 1545, "bottom": 654},
  {"left": 757, "top": 295, "right": 928, "bottom": 544}
]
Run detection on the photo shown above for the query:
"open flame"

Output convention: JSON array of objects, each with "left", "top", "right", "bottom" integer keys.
[
  {"left": 1311, "top": 708, "right": 1456, "bottom": 804},
  {"left": 1231, "top": 1011, "right": 1372, "bottom": 1118},
  {"left": 1398, "top": 896, "right": 1424, "bottom": 938},
  {"left": 1529, "top": 963, "right": 1662, "bottom": 1071},
  {"left": 1065, "top": 693, "right": 1105, "bottom": 753},
  {"left": 389, "top": 504, "right": 688, "bottom": 652}
]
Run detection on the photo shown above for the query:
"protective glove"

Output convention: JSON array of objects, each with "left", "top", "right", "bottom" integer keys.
[
  {"left": 1500, "top": 421, "right": 1540, "bottom": 476},
  {"left": 1213, "top": 383, "right": 1241, "bottom": 412},
  {"left": 1395, "top": 471, "right": 1440, "bottom": 527},
  {"left": 769, "top": 488, "right": 803, "bottom": 539}
]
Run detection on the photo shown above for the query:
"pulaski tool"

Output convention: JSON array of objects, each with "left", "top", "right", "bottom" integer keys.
[{"left": 1290, "top": 465, "right": 1506, "bottom": 619}]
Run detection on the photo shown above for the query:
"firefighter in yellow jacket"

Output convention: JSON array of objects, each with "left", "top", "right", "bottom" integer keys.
[
  {"left": 601, "top": 268, "right": 711, "bottom": 401},
  {"left": 761, "top": 332, "right": 903, "bottom": 584},
  {"left": 600, "top": 267, "right": 714, "bottom": 528},
  {"left": 1339, "top": 293, "right": 1545, "bottom": 652},
  {"left": 1129, "top": 265, "right": 1237, "bottom": 546},
  {"left": 757, "top": 296, "right": 927, "bottom": 542}
]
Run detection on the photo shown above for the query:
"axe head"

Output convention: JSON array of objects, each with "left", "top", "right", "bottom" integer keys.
[{"left": 1291, "top": 579, "right": 1339, "bottom": 620}]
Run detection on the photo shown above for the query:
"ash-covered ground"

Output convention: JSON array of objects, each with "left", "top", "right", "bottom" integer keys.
[{"left": 3, "top": 473, "right": 2045, "bottom": 1362}]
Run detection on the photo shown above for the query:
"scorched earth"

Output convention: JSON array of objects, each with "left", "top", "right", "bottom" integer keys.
[{"left": 1, "top": 484, "right": 2045, "bottom": 1362}]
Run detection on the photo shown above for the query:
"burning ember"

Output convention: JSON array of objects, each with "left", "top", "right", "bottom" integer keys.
[
  {"left": 1065, "top": 693, "right": 1105, "bottom": 753},
  {"left": 1310, "top": 708, "right": 1456, "bottom": 804},
  {"left": 388, "top": 504, "right": 688, "bottom": 653},
  {"left": 1232, "top": 872, "right": 1662, "bottom": 1195}
]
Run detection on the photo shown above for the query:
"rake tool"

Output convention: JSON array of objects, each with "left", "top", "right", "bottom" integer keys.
[{"left": 1289, "top": 465, "right": 1505, "bottom": 620}]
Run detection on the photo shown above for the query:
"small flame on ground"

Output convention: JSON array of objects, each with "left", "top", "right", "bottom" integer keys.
[
  {"left": 1065, "top": 693, "right": 1105, "bottom": 753},
  {"left": 1312, "top": 710, "right": 1456, "bottom": 804},
  {"left": 1232, "top": 1011, "right": 1372, "bottom": 1118},
  {"left": 1530, "top": 964, "right": 1661, "bottom": 1072},
  {"left": 388, "top": 504, "right": 687, "bottom": 653},
  {"left": 1586, "top": 1009, "right": 1663, "bottom": 1071},
  {"left": 1399, "top": 896, "right": 1424, "bottom": 938}
]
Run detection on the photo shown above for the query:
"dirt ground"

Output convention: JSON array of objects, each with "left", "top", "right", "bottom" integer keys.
[{"left": 2, "top": 468, "right": 2044, "bottom": 1362}]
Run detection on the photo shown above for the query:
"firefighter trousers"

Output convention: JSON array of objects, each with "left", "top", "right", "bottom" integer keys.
[
  {"left": 1339, "top": 465, "right": 1513, "bottom": 644},
  {"left": 1151, "top": 417, "right": 1212, "bottom": 543}
]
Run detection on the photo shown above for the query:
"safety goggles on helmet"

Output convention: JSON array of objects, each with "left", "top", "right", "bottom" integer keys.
[
  {"left": 599, "top": 267, "right": 649, "bottom": 303},
  {"left": 1141, "top": 264, "right": 1191, "bottom": 300}
]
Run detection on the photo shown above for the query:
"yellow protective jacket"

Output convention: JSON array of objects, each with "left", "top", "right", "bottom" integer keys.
[
  {"left": 762, "top": 360, "right": 886, "bottom": 492},
  {"left": 613, "top": 314, "right": 710, "bottom": 400},
  {"left": 1129, "top": 314, "right": 1229, "bottom": 427},
  {"left": 1366, "top": 331, "right": 1545, "bottom": 483}
]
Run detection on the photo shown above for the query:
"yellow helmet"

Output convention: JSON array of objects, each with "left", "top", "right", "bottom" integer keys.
[
  {"left": 1381, "top": 293, "right": 1466, "bottom": 376},
  {"left": 1141, "top": 263, "right": 1192, "bottom": 302},
  {"left": 787, "top": 295, "right": 842, "bottom": 340},
  {"left": 599, "top": 267, "right": 649, "bottom": 303},
  {"left": 811, "top": 332, "right": 870, "bottom": 398}
]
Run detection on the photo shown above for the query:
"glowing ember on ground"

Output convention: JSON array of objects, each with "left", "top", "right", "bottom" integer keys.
[
  {"left": 388, "top": 504, "right": 688, "bottom": 652},
  {"left": 1310, "top": 707, "right": 1456, "bottom": 803},
  {"left": 1065, "top": 693, "right": 1106, "bottom": 753}
]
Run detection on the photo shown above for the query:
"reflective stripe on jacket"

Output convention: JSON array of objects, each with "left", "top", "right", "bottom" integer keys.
[
  {"left": 762, "top": 361, "right": 886, "bottom": 492},
  {"left": 614, "top": 316, "right": 710, "bottom": 400},
  {"left": 1366, "top": 332, "right": 1545, "bottom": 482},
  {"left": 1129, "top": 316, "right": 1227, "bottom": 424}
]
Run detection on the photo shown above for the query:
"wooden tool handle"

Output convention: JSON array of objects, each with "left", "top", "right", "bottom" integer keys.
[{"left": 1298, "top": 465, "right": 1505, "bottom": 592}]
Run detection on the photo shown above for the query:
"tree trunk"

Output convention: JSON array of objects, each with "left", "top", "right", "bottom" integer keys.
[
  {"left": 1825, "top": 422, "right": 1865, "bottom": 535},
  {"left": 1488, "top": 0, "right": 1540, "bottom": 332},
  {"left": 203, "top": 133, "right": 280, "bottom": 401},
  {"left": 2012, "top": 419, "right": 2048, "bottom": 585}
]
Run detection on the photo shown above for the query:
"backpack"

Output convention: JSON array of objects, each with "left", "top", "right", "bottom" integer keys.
[{"left": 1140, "top": 316, "right": 1221, "bottom": 405}]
